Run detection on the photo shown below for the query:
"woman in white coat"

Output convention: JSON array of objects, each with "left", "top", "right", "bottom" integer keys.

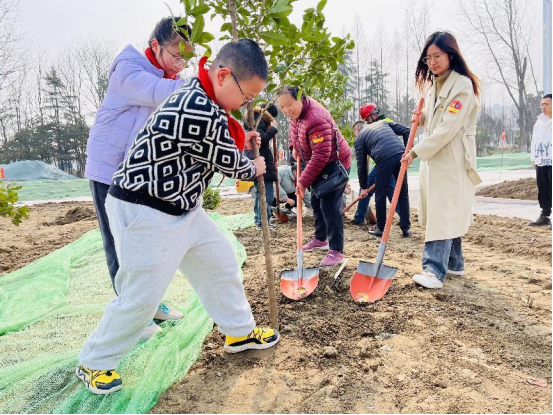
[{"left": 401, "top": 31, "right": 481, "bottom": 289}]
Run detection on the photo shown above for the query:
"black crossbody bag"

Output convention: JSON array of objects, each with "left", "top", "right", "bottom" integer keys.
[{"left": 300, "top": 128, "right": 349, "bottom": 198}]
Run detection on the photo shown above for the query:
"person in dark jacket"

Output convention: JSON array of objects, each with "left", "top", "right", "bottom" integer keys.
[
  {"left": 356, "top": 113, "right": 411, "bottom": 238},
  {"left": 277, "top": 86, "right": 351, "bottom": 268},
  {"left": 352, "top": 104, "right": 410, "bottom": 228},
  {"left": 245, "top": 104, "right": 279, "bottom": 229}
]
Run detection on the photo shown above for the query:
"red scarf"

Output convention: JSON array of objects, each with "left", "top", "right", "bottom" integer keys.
[
  {"left": 144, "top": 47, "right": 177, "bottom": 80},
  {"left": 197, "top": 55, "right": 245, "bottom": 150}
]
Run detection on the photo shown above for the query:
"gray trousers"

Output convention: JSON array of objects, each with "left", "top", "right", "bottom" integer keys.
[{"left": 79, "top": 195, "right": 255, "bottom": 369}]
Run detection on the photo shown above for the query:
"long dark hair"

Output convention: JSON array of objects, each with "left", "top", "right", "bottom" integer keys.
[{"left": 415, "top": 31, "right": 481, "bottom": 97}]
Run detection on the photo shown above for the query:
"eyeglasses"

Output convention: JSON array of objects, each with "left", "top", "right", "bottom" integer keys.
[
  {"left": 422, "top": 51, "right": 446, "bottom": 65},
  {"left": 160, "top": 44, "right": 190, "bottom": 68},
  {"left": 219, "top": 65, "right": 254, "bottom": 106}
]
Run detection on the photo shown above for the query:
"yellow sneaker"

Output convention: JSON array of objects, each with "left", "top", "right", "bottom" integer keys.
[
  {"left": 76, "top": 365, "right": 123, "bottom": 395},
  {"left": 224, "top": 327, "right": 280, "bottom": 353}
]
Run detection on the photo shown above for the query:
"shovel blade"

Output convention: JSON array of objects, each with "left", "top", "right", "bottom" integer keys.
[
  {"left": 274, "top": 210, "right": 290, "bottom": 223},
  {"left": 281, "top": 268, "right": 319, "bottom": 300},
  {"left": 350, "top": 261, "right": 397, "bottom": 303}
]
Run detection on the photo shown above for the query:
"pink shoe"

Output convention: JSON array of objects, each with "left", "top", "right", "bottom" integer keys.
[
  {"left": 320, "top": 250, "right": 344, "bottom": 267},
  {"left": 302, "top": 237, "right": 329, "bottom": 252}
]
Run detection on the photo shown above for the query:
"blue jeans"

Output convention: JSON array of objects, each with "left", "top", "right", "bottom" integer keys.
[
  {"left": 90, "top": 180, "right": 119, "bottom": 293},
  {"left": 253, "top": 180, "right": 275, "bottom": 226},
  {"left": 422, "top": 237, "right": 464, "bottom": 282},
  {"left": 374, "top": 153, "right": 411, "bottom": 231},
  {"left": 353, "top": 166, "right": 396, "bottom": 224}
]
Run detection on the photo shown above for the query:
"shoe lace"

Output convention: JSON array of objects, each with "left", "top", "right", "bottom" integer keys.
[
  {"left": 91, "top": 369, "right": 113, "bottom": 381},
  {"left": 250, "top": 328, "right": 265, "bottom": 342},
  {"left": 158, "top": 303, "right": 170, "bottom": 314}
]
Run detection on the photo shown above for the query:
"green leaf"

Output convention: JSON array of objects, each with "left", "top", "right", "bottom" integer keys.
[
  {"left": 198, "top": 32, "right": 215, "bottom": 43},
  {"left": 190, "top": 4, "right": 210, "bottom": 15},
  {"left": 260, "top": 30, "right": 288, "bottom": 42},
  {"left": 191, "top": 14, "right": 205, "bottom": 43},
  {"left": 268, "top": 0, "right": 292, "bottom": 15},
  {"left": 316, "top": 0, "right": 327, "bottom": 12},
  {"left": 176, "top": 17, "right": 188, "bottom": 27},
  {"left": 220, "top": 22, "right": 233, "bottom": 33},
  {"left": 231, "top": 109, "right": 243, "bottom": 120}
]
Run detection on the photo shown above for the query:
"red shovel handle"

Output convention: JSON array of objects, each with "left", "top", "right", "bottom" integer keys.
[{"left": 381, "top": 98, "right": 424, "bottom": 244}]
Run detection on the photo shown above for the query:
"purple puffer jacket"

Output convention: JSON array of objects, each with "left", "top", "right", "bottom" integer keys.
[
  {"left": 288, "top": 97, "right": 351, "bottom": 188},
  {"left": 85, "top": 45, "right": 185, "bottom": 184}
]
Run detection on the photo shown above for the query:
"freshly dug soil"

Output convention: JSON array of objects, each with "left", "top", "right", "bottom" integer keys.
[
  {"left": 477, "top": 177, "right": 538, "bottom": 200},
  {"left": 53, "top": 206, "right": 97, "bottom": 225},
  {"left": 1, "top": 198, "right": 551, "bottom": 413},
  {"left": 153, "top": 199, "right": 552, "bottom": 414}
]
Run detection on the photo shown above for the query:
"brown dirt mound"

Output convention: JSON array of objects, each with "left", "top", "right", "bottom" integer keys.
[
  {"left": 1, "top": 198, "right": 550, "bottom": 413},
  {"left": 477, "top": 178, "right": 538, "bottom": 200},
  {"left": 53, "top": 206, "right": 96, "bottom": 225},
  {"left": 0, "top": 202, "right": 99, "bottom": 274},
  {"left": 153, "top": 199, "right": 552, "bottom": 414}
]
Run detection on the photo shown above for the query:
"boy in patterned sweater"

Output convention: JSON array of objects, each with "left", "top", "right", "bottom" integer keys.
[{"left": 76, "top": 39, "right": 279, "bottom": 395}]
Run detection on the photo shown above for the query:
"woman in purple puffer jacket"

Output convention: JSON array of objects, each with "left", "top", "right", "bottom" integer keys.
[
  {"left": 277, "top": 86, "right": 351, "bottom": 268},
  {"left": 85, "top": 17, "right": 192, "bottom": 340}
]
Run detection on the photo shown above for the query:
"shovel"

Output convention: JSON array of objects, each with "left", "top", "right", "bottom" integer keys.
[
  {"left": 281, "top": 161, "right": 319, "bottom": 300},
  {"left": 350, "top": 98, "right": 425, "bottom": 303},
  {"left": 341, "top": 184, "right": 375, "bottom": 214},
  {"left": 272, "top": 137, "right": 290, "bottom": 223}
]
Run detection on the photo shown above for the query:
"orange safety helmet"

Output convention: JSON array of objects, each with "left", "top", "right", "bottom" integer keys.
[{"left": 359, "top": 103, "right": 378, "bottom": 121}]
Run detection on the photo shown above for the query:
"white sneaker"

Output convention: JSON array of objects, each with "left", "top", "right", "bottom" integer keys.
[
  {"left": 412, "top": 269, "right": 444, "bottom": 289},
  {"left": 154, "top": 303, "right": 184, "bottom": 321},
  {"left": 447, "top": 269, "right": 465, "bottom": 276},
  {"left": 140, "top": 320, "right": 162, "bottom": 340}
]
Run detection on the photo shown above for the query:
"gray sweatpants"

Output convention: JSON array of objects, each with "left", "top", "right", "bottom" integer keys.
[{"left": 79, "top": 195, "right": 255, "bottom": 370}]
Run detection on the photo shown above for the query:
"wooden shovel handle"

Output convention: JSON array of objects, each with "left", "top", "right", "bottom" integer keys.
[{"left": 342, "top": 184, "right": 375, "bottom": 214}]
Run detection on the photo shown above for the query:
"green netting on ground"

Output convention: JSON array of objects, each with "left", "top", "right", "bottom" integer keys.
[
  {"left": 348, "top": 152, "right": 533, "bottom": 177},
  {"left": 8, "top": 179, "right": 92, "bottom": 202},
  {"left": 9, "top": 174, "right": 235, "bottom": 203},
  {"left": 0, "top": 212, "right": 251, "bottom": 414}
]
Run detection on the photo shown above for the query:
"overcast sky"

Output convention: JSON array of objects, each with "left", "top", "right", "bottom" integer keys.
[
  {"left": 19, "top": 0, "right": 544, "bottom": 102},
  {"left": 20, "top": 0, "right": 463, "bottom": 52}
]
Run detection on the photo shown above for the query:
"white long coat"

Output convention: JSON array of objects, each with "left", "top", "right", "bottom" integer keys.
[{"left": 413, "top": 70, "right": 481, "bottom": 242}]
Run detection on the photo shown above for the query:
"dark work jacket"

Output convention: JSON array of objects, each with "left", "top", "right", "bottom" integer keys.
[{"left": 355, "top": 120, "right": 410, "bottom": 189}]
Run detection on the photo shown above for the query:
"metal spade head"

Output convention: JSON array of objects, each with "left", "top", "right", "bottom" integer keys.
[
  {"left": 280, "top": 267, "right": 319, "bottom": 300},
  {"left": 273, "top": 209, "right": 290, "bottom": 223},
  {"left": 350, "top": 260, "right": 396, "bottom": 303}
]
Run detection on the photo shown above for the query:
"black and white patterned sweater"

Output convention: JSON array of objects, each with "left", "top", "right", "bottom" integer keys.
[{"left": 109, "top": 77, "right": 256, "bottom": 215}]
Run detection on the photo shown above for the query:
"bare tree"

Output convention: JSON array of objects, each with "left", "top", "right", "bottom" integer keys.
[
  {"left": 459, "top": 0, "right": 540, "bottom": 151},
  {"left": 403, "top": 0, "right": 435, "bottom": 53},
  {"left": 75, "top": 39, "right": 117, "bottom": 113},
  {"left": 0, "top": 0, "right": 22, "bottom": 91}
]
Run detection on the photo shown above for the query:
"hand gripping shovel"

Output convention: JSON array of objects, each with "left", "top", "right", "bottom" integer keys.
[
  {"left": 272, "top": 137, "right": 289, "bottom": 223},
  {"left": 350, "top": 98, "right": 424, "bottom": 303},
  {"left": 341, "top": 184, "right": 375, "bottom": 214},
  {"left": 281, "top": 161, "right": 319, "bottom": 300}
]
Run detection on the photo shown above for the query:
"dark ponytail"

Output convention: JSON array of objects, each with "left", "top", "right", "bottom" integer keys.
[{"left": 148, "top": 16, "right": 191, "bottom": 48}]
